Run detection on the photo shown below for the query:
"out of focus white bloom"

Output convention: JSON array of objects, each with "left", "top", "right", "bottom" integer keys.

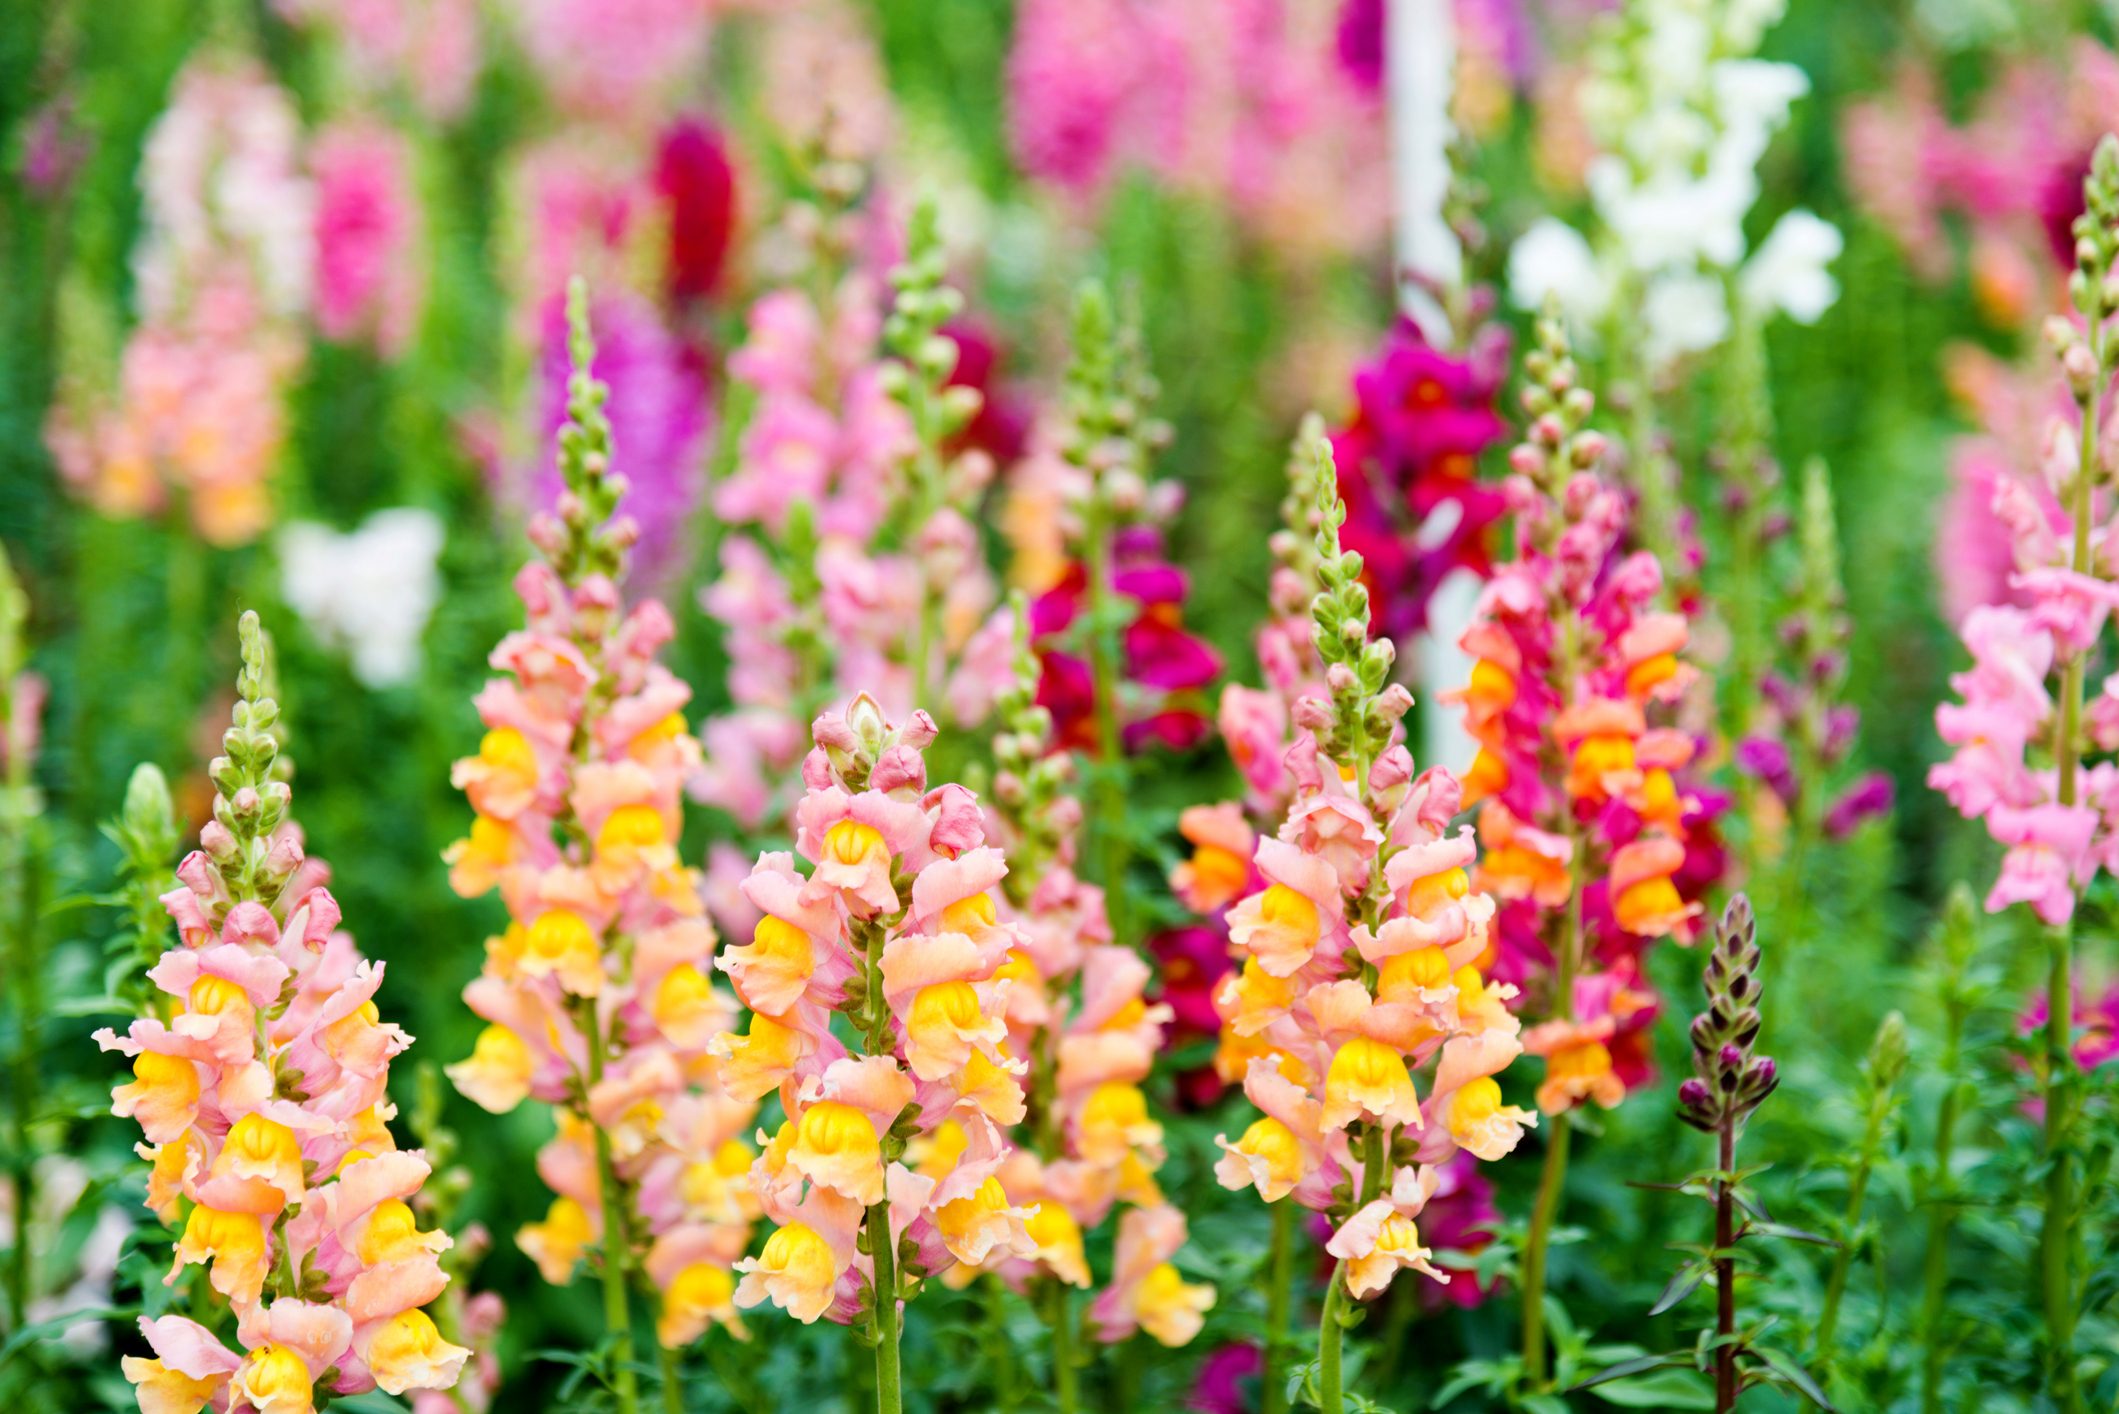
[
  {"left": 1723, "top": 0, "right": 1789, "bottom": 51},
  {"left": 1587, "top": 156, "right": 1750, "bottom": 271},
  {"left": 1642, "top": 271, "right": 1731, "bottom": 367},
  {"left": 1508, "top": 0, "right": 1838, "bottom": 368},
  {"left": 280, "top": 508, "right": 445, "bottom": 687},
  {"left": 1739, "top": 210, "right": 1844, "bottom": 322},
  {"left": 1508, "top": 218, "right": 1610, "bottom": 324}
]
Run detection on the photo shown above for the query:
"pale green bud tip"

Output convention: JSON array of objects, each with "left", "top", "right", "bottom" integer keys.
[
  {"left": 237, "top": 611, "right": 268, "bottom": 703},
  {"left": 1867, "top": 1011, "right": 1909, "bottom": 1087},
  {"left": 122, "top": 763, "right": 175, "bottom": 837}
]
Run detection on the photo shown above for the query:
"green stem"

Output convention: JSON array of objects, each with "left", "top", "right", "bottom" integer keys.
[
  {"left": 1816, "top": 1082, "right": 1889, "bottom": 1362},
  {"left": 5, "top": 832, "right": 39, "bottom": 1333},
  {"left": 1522, "top": 791, "right": 1584, "bottom": 1390},
  {"left": 1714, "top": 1121, "right": 1737, "bottom": 1414},
  {"left": 1081, "top": 486, "right": 1130, "bottom": 946},
  {"left": 659, "top": 1341, "right": 685, "bottom": 1414},
  {"left": 1317, "top": 1267, "right": 1346, "bottom": 1414},
  {"left": 586, "top": 1010, "right": 640, "bottom": 1414},
  {"left": 1520, "top": 1111, "right": 1571, "bottom": 1391},
  {"left": 985, "top": 1278, "right": 1017, "bottom": 1410},
  {"left": 1920, "top": 992, "right": 1969, "bottom": 1413},
  {"left": 1917, "top": 1110, "right": 1960, "bottom": 1412},
  {"left": 1045, "top": 1279, "right": 1078, "bottom": 1414},
  {"left": 868, "top": 1201, "right": 902, "bottom": 1414},
  {"left": 1262, "top": 1200, "right": 1294, "bottom": 1414}
]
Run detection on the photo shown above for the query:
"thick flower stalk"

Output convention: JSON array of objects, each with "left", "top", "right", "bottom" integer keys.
[
  {"left": 443, "top": 284, "right": 753, "bottom": 1414},
  {"left": 1450, "top": 310, "right": 1719, "bottom": 1386},
  {"left": 1928, "top": 135, "right": 2119, "bottom": 1413},
  {"left": 1210, "top": 426, "right": 1534, "bottom": 1414},
  {"left": 95, "top": 610, "right": 469, "bottom": 1410},
  {"left": 715, "top": 695, "right": 1039, "bottom": 1414},
  {"left": 1674, "top": 895, "right": 1780, "bottom": 1414},
  {"left": 1163, "top": 421, "right": 1346, "bottom": 1124},
  {"left": 956, "top": 607, "right": 1208, "bottom": 1409},
  {"left": 44, "top": 51, "right": 309, "bottom": 546},
  {"left": 690, "top": 192, "right": 1009, "bottom": 929}
]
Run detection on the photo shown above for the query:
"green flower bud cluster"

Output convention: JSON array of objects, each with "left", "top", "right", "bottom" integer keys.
[
  {"left": 990, "top": 595, "right": 1074, "bottom": 905},
  {"left": 879, "top": 198, "right": 981, "bottom": 447},
  {"left": 549, "top": 277, "right": 632, "bottom": 585},
  {"left": 206, "top": 611, "right": 297, "bottom": 906},
  {"left": 1061, "top": 281, "right": 1170, "bottom": 486},
  {"left": 1301, "top": 427, "right": 1403, "bottom": 772}
]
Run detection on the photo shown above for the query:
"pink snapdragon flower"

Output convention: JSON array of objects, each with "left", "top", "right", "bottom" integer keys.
[
  {"left": 689, "top": 204, "right": 1007, "bottom": 883},
  {"left": 1447, "top": 313, "right": 1721, "bottom": 1112},
  {"left": 1330, "top": 315, "right": 1512, "bottom": 641},
  {"left": 1209, "top": 429, "right": 1533, "bottom": 1338},
  {"left": 443, "top": 288, "right": 756, "bottom": 1348},
  {"left": 312, "top": 118, "right": 423, "bottom": 357},
  {"left": 98, "top": 614, "right": 468, "bottom": 1409},
  {"left": 44, "top": 53, "right": 309, "bottom": 546},
  {"left": 1929, "top": 356, "right": 2119, "bottom": 929},
  {"left": 719, "top": 697, "right": 1042, "bottom": 1328}
]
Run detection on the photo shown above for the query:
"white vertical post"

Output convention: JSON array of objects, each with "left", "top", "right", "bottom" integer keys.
[
  {"left": 1389, "top": 0, "right": 1478, "bottom": 773},
  {"left": 1389, "top": 0, "right": 1460, "bottom": 343}
]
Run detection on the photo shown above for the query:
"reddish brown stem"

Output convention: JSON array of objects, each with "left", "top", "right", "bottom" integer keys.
[{"left": 1716, "top": 1121, "right": 1737, "bottom": 1412}]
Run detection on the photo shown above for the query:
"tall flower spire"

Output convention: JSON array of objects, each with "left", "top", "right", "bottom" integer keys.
[
  {"left": 717, "top": 696, "right": 1038, "bottom": 1414},
  {"left": 1928, "top": 133, "right": 2119, "bottom": 1410},
  {"left": 1211, "top": 423, "right": 1532, "bottom": 1414},
  {"left": 97, "top": 610, "right": 469, "bottom": 1411},
  {"left": 443, "top": 281, "right": 752, "bottom": 1414},
  {"left": 1450, "top": 307, "right": 1717, "bottom": 1388}
]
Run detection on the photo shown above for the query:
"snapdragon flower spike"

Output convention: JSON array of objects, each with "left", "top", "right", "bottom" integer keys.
[
  {"left": 947, "top": 605, "right": 1210, "bottom": 1347},
  {"left": 1210, "top": 426, "right": 1534, "bottom": 1313},
  {"left": 720, "top": 696, "right": 1040, "bottom": 1330},
  {"left": 1675, "top": 897, "right": 1778, "bottom": 1134},
  {"left": 1735, "top": 459, "right": 1893, "bottom": 839},
  {"left": 1013, "top": 283, "right": 1222, "bottom": 755},
  {"left": 443, "top": 282, "right": 756, "bottom": 1351},
  {"left": 688, "top": 194, "right": 1009, "bottom": 879},
  {"left": 98, "top": 611, "right": 469, "bottom": 1411},
  {"left": 1450, "top": 310, "right": 1721, "bottom": 1116},
  {"left": 1931, "top": 137, "right": 2119, "bottom": 928}
]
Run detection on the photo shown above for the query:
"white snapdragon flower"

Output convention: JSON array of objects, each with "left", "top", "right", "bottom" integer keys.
[
  {"left": 1508, "top": 219, "right": 1611, "bottom": 327},
  {"left": 1739, "top": 209, "right": 1844, "bottom": 323},
  {"left": 279, "top": 508, "right": 446, "bottom": 687},
  {"left": 1641, "top": 270, "right": 1732, "bottom": 367}
]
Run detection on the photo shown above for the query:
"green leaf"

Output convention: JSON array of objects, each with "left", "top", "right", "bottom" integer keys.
[
  {"left": 1570, "top": 1352, "right": 1684, "bottom": 1391},
  {"left": 0, "top": 1306, "right": 126, "bottom": 1367},
  {"left": 1748, "top": 1221, "right": 1836, "bottom": 1247},
  {"left": 1649, "top": 1258, "right": 1711, "bottom": 1316},
  {"left": 1753, "top": 1346, "right": 1840, "bottom": 1412},
  {"left": 1586, "top": 1370, "right": 1715, "bottom": 1409}
]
